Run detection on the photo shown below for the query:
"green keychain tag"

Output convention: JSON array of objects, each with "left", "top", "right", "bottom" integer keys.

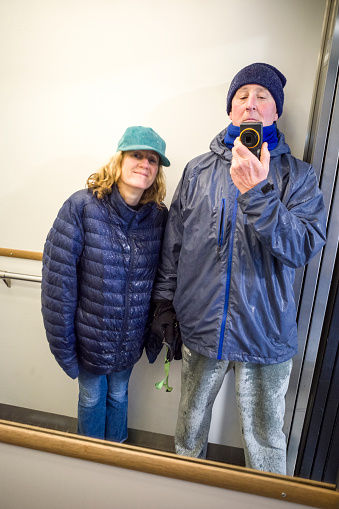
[{"left": 155, "top": 350, "right": 173, "bottom": 392}]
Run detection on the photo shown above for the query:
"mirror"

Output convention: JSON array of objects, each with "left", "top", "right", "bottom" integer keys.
[{"left": 0, "top": 0, "right": 337, "bottom": 501}]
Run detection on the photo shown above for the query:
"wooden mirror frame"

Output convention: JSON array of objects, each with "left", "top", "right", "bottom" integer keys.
[{"left": 0, "top": 420, "right": 338, "bottom": 509}]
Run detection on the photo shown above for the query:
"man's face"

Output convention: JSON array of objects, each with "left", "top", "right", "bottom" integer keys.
[{"left": 229, "top": 84, "right": 278, "bottom": 127}]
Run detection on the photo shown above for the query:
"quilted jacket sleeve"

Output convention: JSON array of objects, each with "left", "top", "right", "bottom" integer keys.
[
  {"left": 41, "top": 195, "right": 85, "bottom": 379},
  {"left": 237, "top": 162, "right": 327, "bottom": 269}
]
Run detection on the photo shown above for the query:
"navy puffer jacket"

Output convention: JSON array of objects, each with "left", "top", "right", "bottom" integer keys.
[
  {"left": 42, "top": 185, "right": 168, "bottom": 379},
  {"left": 153, "top": 127, "right": 326, "bottom": 364}
]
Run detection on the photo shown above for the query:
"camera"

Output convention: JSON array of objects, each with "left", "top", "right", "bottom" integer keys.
[{"left": 240, "top": 122, "right": 263, "bottom": 158}]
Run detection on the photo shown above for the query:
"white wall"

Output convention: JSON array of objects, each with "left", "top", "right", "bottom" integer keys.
[
  {"left": 0, "top": 0, "right": 327, "bottom": 450},
  {"left": 0, "top": 443, "right": 322, "bottom": 509}
]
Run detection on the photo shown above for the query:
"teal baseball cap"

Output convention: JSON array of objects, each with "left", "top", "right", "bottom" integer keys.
[{"left": 117, "top": 126, "right": 170, "bottom": 167}]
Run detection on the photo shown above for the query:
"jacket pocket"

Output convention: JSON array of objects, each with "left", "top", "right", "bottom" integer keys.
[{"left": 218, "top": 198, "right": 226, "bottom": 248}]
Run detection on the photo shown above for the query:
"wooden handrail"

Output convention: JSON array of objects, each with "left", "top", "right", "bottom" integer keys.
[
  {"left": 0, "top": 420, "right": 338, "bottom": 509},
  {"left": 0, "top": 248, "right": 42, "bottom": 262}
]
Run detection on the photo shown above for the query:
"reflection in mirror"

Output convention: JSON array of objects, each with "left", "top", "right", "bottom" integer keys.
[
  {"left": 0, "top": 248, "right": 245, "bottom": 465},
  {"left": 1, "top": 0, "right": 338, "bottom": 495},
  {"left": 0, "top": 255, "right": 243, "bottom": 466}
]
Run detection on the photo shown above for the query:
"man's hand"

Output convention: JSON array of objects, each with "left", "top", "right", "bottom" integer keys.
[
  {"left": 230, "top": 138, "right": 270, "bottom": 194},
  {"left": 149, "top": 299, "right": 182, "bottom": 362}
]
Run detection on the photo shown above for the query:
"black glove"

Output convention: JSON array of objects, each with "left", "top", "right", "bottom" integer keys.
[
  {"left": 145, "top": 331, "right": 164, "bottom": 364},
  {"left": 149, "top": 299, "right": 182, "bottom": 362}
]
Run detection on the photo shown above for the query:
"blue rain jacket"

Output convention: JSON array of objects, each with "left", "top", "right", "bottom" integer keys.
[
  {"left": 153, "top": 127, "right": 326, "bottom": 364},
  {"left": 41, "top": 185, "right": 167, "bottom": 378}
]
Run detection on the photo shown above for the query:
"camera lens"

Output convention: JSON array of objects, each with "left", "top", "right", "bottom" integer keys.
[{"left": 240, "top": 128, "right": 259, "bottom": 148}]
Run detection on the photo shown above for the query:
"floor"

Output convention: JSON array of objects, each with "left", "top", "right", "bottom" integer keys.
[{"left": 0, "top": 403, "right": 245, "bottom": 466}]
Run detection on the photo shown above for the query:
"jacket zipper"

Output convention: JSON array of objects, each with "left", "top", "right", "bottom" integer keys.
[
  {"left": 122, "top": 233, "right": 135, "bottom": 339},
  {"left": 217, "top": 190, "right": 239, "bottom": 359}
]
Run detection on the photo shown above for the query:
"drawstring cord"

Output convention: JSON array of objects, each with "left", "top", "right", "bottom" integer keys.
[{"left": 155, "top": 349, "right": 173, "bottom": 392}]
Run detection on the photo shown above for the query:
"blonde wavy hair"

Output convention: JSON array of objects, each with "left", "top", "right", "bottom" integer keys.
[{"left": 86, "top": 151, "right": 166, "bottom": 205}]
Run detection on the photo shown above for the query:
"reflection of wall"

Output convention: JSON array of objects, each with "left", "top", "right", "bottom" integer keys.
[
  {"left": 0, "top": 0, "right": 327, "bottom": 449},
  {"left": 1, "top": 443, "right": 314, "bottom": 509}
]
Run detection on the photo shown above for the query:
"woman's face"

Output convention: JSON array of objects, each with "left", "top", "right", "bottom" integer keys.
[{"left": 118, "top": 150, "right": 159, "bottom": 204}]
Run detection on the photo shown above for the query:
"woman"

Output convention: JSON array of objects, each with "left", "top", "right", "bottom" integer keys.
[{"left": 41, "top": 126, "right": 170, "bottom": 442}]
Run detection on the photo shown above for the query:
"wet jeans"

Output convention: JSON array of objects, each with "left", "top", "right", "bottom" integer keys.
[
  {"left": 175, "top": 344, "right": 292, "bottom": 474},
  {"left": 77, "top": 365, "right": 133, "bottom": 442}
]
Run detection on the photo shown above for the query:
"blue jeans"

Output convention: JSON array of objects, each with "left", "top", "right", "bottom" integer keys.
[{"left": 77, "top": 365, "right": 133, "bottom": 442}]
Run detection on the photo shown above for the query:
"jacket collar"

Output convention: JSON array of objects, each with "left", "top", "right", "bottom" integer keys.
[
  {"left": 106, "top": 184, "right": 154, "bottom": 224},
  {"left": 209, "top": 126, "right": 290, "bottom": 160}
]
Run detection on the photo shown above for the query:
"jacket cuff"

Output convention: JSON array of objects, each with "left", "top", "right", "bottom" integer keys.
[
  {"left": 237, "top": 179, "right": 276, "bottom": 214},
  {"left": 237, "top": 178, "right": 274, "bottom": 200}
]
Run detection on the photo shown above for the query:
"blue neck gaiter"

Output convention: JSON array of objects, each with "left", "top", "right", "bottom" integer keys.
[{"left": 224, "top": 123, "right": 278, "bottom": 151}]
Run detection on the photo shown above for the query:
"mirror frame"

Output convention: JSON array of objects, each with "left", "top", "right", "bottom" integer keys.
[{"left": 0, "top": 419, "right": 338, "bottom": 508}]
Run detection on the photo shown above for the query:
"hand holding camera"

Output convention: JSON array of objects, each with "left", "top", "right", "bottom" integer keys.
[
  {"left": 240, "top": 122, "right": 263, "bottom": 158},
  {"left": 230, "top": 121, "right": 270, "bottom": 194}
]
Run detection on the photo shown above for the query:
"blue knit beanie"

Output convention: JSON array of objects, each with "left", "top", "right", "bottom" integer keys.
[{"left": 226, "top": 63, "right": 287, "bottom": 118}]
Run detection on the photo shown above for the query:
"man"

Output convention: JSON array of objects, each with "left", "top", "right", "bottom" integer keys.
[{"left": 151, "top": 63, "right": 326, "bottom": 474}]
